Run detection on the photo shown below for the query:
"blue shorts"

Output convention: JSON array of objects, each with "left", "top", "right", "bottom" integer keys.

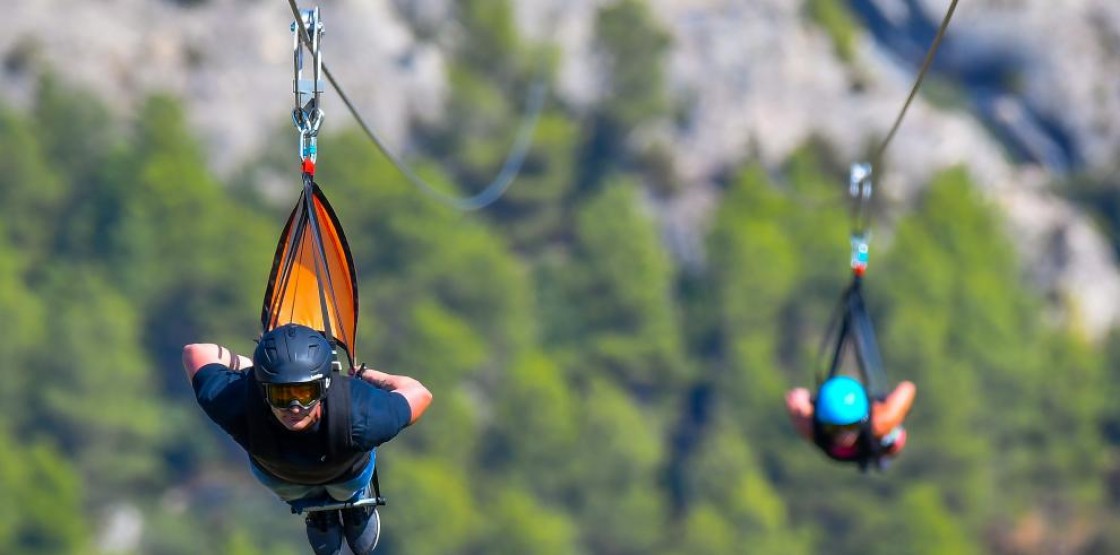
[{"left": 249, "top": 451, "right": 376, "bottom": 510}]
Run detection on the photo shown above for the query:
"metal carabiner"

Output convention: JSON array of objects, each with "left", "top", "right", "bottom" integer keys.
[
  {"left": 292, "top": 8, "right": 324, "bottom": 117},
  {"left": 297, "top": 107, "right": 323, "bottom": 165},
  {"left": 850, "top": 232, "right": 870, "bottom": 275},
  {"left": 849, "top": 162, "right": 872, "bottom": 200},
  {"left": 848, "top": 163, "right": 873, "bottom": 230},
  {"left": 298, "top": 127, "right": 318, "bottom": 164},
  {"left": 292, "top": 7, "right": 325, "bottom": 166},
  {"left": 848, "top": 163, "right": 874, "bottom": 275}
]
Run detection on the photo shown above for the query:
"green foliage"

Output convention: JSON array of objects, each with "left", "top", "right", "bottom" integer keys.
[
  {"left": 454, "top": 0, "right": 524, "bottom": 81},
  {"left": 878, "top": 169, "right": 1045, "bottom": 518},
  {"left": 0, "top": 229, "right": 44, "bottom": 417},
  {"left": 806, "top": 0, "right": 859, "bottom": 63},
  {"left": 0, "top": 106, "right": 65, "bottom": 255},
  {"left": 870, "top": 167, "right": 1110, "bottom": 546},
  {"left": 572, "top": 378, "right": 667, "bottom": 555},
  {"left": 707, "top": 164, "right": 800, "bottom": 424},
  {"left": 682, "top": 417, "right": 811, "bottom": 554},
  {"left": 319, "top": 129, "right": 535, "bottom": 369},
  {"left": 486, "top": 352, "right": 580, "bottom": 501},
  {"left": 139, "top": 484, "right": 304, "bottom": 555},
  {"left": 576, "top": 0, "right": 674, "bottom": 193},
  {"left": 8, "top": 45, "right": 1118, "bottom": 555},
  {"left": 108, "top": 95, "right": 272, "bottom": 372},
  {"left": 475, "top": 487, "right": 582, "bottom": 555},
  {"left": 491, "top": 111, "right": 581, "bottom": 248},
  {"left": 33, "top": 71, "right": 115, "bottom": 182},
  {"left": 436, "top": 63, "right": 527, "bottom": 187},
  {"left": 867, "top": 483, "right": 982, "bottom": 555},
  {"left": 380, "top": 456, "right": 481, "bottom": 555},
  {"left": 548, "top": 179, "right": 689, "bottom": 394},
  {"left": 705, "top": 151, "right": 847, "bottom": 454},
  {"left": 403, "top": 387, "right": 482, "bottom": 465},
  {"left": 875, "top": 169, "right": 1013, "bottom": 524},
  {"left": 224, "top": 529, "right": 266, "bottom": 555},
  {"left": 1025, "top": 330, "right": 1107, "bottom": 505},
  {"left": 594, "top": 0, "right": 672, "bottom": 132},
  {"left": 411, "top": 0, "right": 556, "bottom": 232},
  {"left": 674, "top": 504, "right": 737, "bottom": 555},
  {"left": 33, "top": 268, "right": 168, "bottom": 498},
  {"left": 0, "top": 427, "right": 89, "bottom": 554}
]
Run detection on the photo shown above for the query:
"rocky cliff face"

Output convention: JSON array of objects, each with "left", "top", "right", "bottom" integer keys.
[
  {"left": 6, "top": 0, "right": 1120, "bottom": 336},
  {"left": 527, "top": 0, "right": 1120, "bottom": 337}
]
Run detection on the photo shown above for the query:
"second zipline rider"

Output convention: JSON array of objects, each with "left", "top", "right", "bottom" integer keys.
[{"left": 784, "top": 164, "right": 916, "bottom": 471}]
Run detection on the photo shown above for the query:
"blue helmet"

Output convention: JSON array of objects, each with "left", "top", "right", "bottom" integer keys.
[
  {"left": 816, "top": 376, "right": 869, "bottom": 425},
  {"left": 253, "top": 324, "right": 333, "bottom": 385}
]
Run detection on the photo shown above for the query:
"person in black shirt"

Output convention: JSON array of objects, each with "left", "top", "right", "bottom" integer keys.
[{"left": 183, "top": 323, "right": 432, "bottom": 554}]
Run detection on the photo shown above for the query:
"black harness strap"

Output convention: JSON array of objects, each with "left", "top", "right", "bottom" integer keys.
[
  {"left": 302, "top": 175, "right": 340, "bottom": 352},
  {"left": 844, "top": 278, "right": 888, "bottom": 399},
  {"left": 303, "top": 178, "right": 384, "bottom": 502},
  {"left": 327, "top": 373, "right": 384, "bottom": 504},
  {"left": 263, "top": 193, "right": 311, "bottom": 331},
  {"left": 814, "top": 276, "right": 889, "bottom": 470},
  {"left": 325, "top": 374, "right": 355, "bottom": 454},
  {"left": 247, "top": 373, "right": 369, "bottom": 485}
]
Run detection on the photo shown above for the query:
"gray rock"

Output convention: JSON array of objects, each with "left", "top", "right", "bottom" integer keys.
[{"left": 5, "top": 0, "right": 1119, "bottom": 336}]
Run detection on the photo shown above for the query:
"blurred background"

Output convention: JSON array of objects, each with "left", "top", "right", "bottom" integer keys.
[{"left": 3, "top": 0, "right": 1120, "bottom": 553}]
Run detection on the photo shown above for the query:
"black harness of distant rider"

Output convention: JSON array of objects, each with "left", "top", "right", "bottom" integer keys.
[{"left": 812, "top": 275, "right": 888, "bottom": 471}]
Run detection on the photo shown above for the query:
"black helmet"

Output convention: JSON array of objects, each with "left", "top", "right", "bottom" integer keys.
[{"left": 253, "top": 324, "right": 333, "bottom": 385}]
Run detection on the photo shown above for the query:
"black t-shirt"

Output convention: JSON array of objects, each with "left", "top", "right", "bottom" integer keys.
[{"left": 193, "top": 364, "right": 412, "bottom": 458}]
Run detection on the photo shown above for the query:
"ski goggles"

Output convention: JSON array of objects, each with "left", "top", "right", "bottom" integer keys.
[
  {"left": 263, "top": 380, "right": 326, "bottom": 409},
  {"left": 820, "top": 422, "right": 862, "bottom": 436}
]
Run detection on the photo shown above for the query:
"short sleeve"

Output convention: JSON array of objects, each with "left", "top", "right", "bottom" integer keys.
[
  {"left": 349, "top": 381, "right": 413, "bottom": 451},
  {"left": 192, "top": 363, "right": 250, "bottom": 447}
]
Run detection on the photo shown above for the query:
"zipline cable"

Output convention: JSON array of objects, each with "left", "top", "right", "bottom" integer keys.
[
  {"left": 850, "top": 0, "right": 961, "bottom": 237},
  {"left": 285, "top": 0, "right": 547, "bottom": 211},
  {"left": 772, "top": 1, "right": 959, "bottom": 216},
  {"left": 871, "top": 0, "right": 961, "bottom": 171},
  {"left": 815, "top": 0, "right": 962, "bottom": 408}
]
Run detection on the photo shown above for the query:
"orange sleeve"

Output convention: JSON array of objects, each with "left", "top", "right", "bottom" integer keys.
[
  {"left": 871, "top": 381, "right": 916, "bottom": 438},
  {"left": 785, "top": 388, "right": 815, "bottom": 440}
]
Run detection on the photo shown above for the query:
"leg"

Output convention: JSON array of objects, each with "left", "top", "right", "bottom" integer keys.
[
  {"left": 324, "top": 450, "right": 377, "bottom": 502},
  {"left": 342, "top": 505, "right": 380, "bottom": 555},
  {"left": 248, "top": 461, "right": 342, "bottom": 555},
  {"left": 249, "top": 461, "right": 326, "bottom": 503},
  {"left": 304, "top": 511, "right": 344, "bottom": 555},
  {"left": 339, "top": 453, "right": 381, "bottom": 554}
]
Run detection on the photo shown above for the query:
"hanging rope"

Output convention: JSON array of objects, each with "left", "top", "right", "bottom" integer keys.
[{"left": 285, "top": 0, "right": 547, "bottom": 211}]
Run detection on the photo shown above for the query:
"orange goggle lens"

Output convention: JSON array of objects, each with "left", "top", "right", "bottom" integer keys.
[{"left": 264, "top": 381, "right": 324, "bottom": 409}]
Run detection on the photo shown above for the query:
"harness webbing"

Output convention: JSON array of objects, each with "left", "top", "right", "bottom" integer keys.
[
  {"left": 301, "top": 174, "right": 343, "bottom": 366},
  {"left": 822, "top": 277, "right": 888, "bottom": 399}
]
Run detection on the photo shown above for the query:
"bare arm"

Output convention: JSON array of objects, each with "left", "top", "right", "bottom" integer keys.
[
  {"left": 872, "top": 380, "right": 916, "bottom": 438},
  {"left": 353, "top": 366, "right": 433, "bottom": 425},
  {"left": 182, "top": 343, "right": 253, "bottom": 382},
  {"left": 785, "top": 387, "right": 815, "bottom": 440}
]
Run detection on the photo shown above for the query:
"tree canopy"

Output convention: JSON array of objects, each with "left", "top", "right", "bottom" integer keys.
[{"left": 6, "top": 5, "right": 1118, "bottom": 552}]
